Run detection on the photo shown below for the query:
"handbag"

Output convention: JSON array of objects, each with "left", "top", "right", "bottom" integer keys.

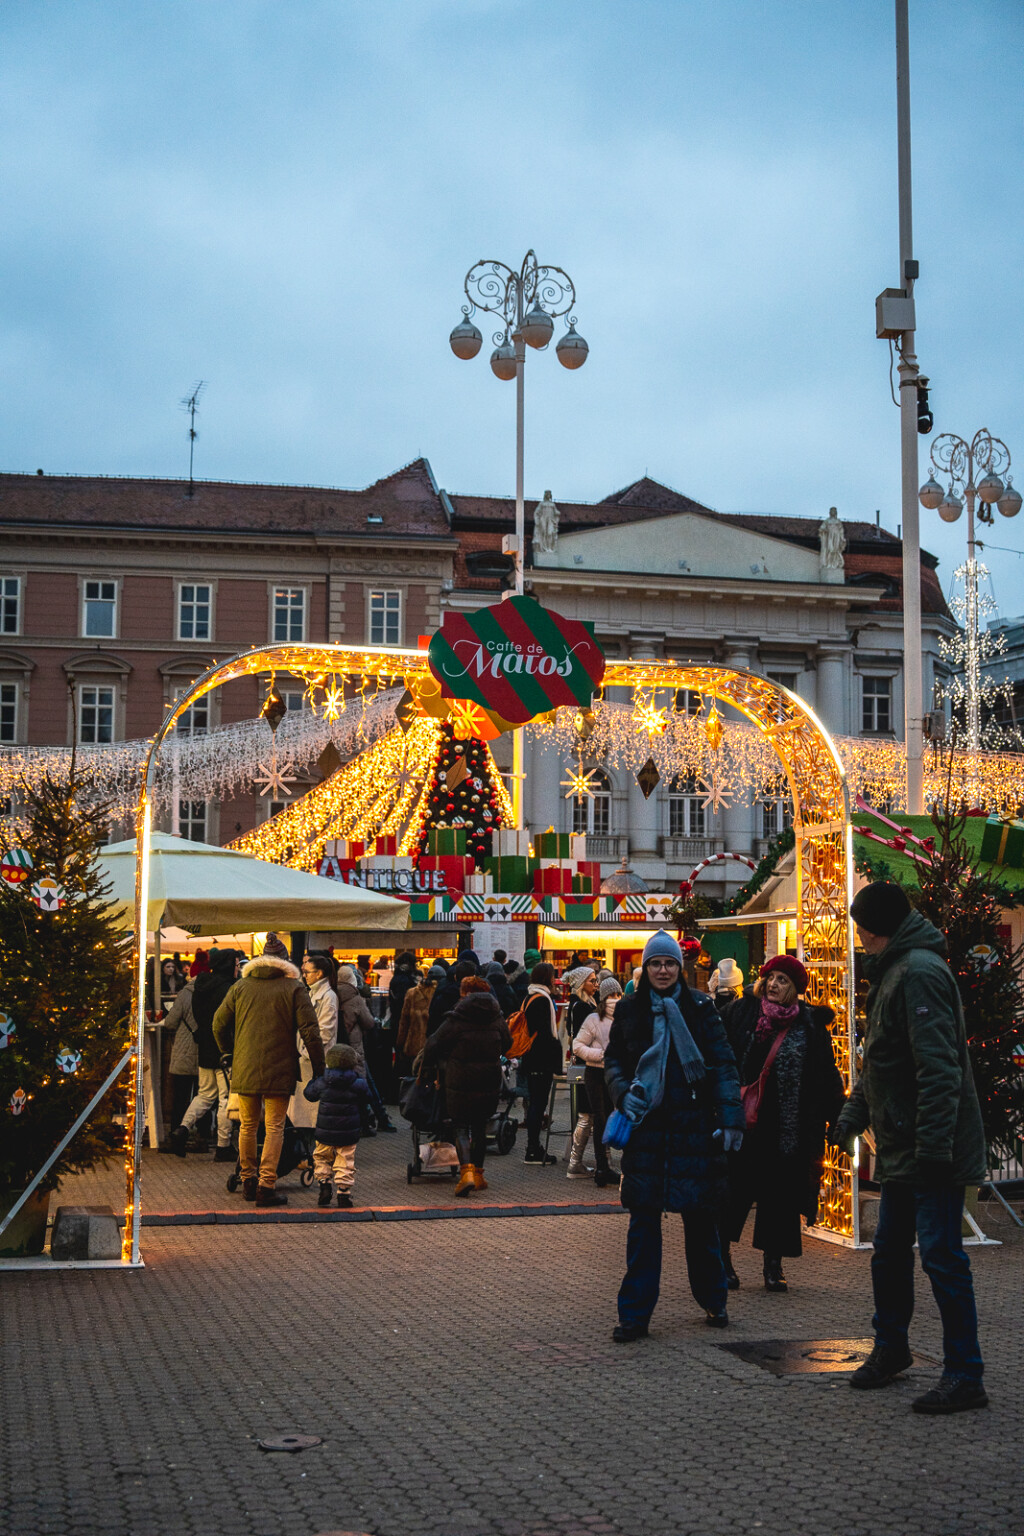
[
  {"left": 398, "top": 1072, "right": 445, "bottom": 1133},
  {"left": 566, "top": 1060, "right": 587, "bottom": 1086},
  {"left": 740, "top": 1028, "right": 789, "bottom": 1131}
]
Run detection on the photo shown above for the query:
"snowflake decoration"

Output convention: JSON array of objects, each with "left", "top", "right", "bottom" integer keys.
[
  {"left": 323, "top": 686, "right": 345, "bottom": 723},
  {"left": 561, "top": 765, "right": 601, "bottom": 801},
  {"left": 700, "top": 767, "right": 733, "bottom": 814},
  {"left": 254, "top": 759, "right": 297, "bottom": 798}
]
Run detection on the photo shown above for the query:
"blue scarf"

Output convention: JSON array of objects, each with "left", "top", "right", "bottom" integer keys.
[{"left": 623, "top": 983, "right": 706, "bottom": 1125}]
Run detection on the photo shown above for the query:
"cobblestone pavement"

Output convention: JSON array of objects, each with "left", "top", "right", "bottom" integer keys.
[{"left": 2, "top": 1199, "right": 1021, "bottom": 1536}]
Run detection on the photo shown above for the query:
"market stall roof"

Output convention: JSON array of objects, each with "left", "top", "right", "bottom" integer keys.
[
  {"left": 853, "top": 810, "right": 1024, "bottom": 894},
  {"left": 99, "top": 834, "right": 410, "bottom": 936}
]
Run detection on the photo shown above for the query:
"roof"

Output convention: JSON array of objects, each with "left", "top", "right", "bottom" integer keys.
[{"left": 853, "top": 809, "right": 1024, "bottom": 895}]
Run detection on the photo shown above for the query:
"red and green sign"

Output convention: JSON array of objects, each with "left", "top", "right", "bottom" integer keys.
[{"left": 427, "top": 597, "right": 605, "bottom": 725}]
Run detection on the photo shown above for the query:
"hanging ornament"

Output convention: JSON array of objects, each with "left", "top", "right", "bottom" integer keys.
[
  {"left": 561, "top": 764, "right": 601, "bottom": 801},
  {"left": 633, "top": 696, "right": 668, "bottom": 737},
  {"left": 260, "top": 685, "right": 287, "bottom": 732},
  {"left": 700, "top": 764, "right": 733, "bottom": 814},
  {"left": 56, "top": 1048, "right": 82, "bottom": 1075},
  {"left": 573, "top": 708, "right": 597, "bottom": 741},
  {"left": 31, "top": 877, "right": 67, "bottom": 912},
  {"left": 394, "top": 689, "right": 416, "bottom": 733},
  {"left": 254, "top": 757, "right": 298, "bottom": 798},
  {"left": 703, "top": 702, "right": 724, "bottom": 753},
  {"left": 445, "top": 756, "right": 470, "bottom": 792},
  {"left": 323, "top": 684, "right": 346, "bottom": 724},
  {"left": 0, "top": 1011, "right": 16, "bottom": 1048},
  {"left": 636, "top": 757, "right": 661, "bottom": 799},
  {"left": 317, "top": 741, "right": 343, "bottom": 779},
  {"left": 1, "top": 847, "right": 33, "bottom": 886},
  {"left": 9, "top": 1087, "right": 27, "bottom": 1115},
  {"left": 968, "top": 943, "right": 999, "bottom": 972}
]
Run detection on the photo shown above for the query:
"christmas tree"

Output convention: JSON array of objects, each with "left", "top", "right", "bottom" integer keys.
[
  {"left": 0, "top": 767, "right": 131, "bottom": 1198},
  {"left": 414, "top": 723, "right": 505, "bottom": 868}
]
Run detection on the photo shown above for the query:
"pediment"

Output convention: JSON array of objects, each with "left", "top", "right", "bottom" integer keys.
[{"left": 532, "top": 508, "right": 821, "bottom": 583}]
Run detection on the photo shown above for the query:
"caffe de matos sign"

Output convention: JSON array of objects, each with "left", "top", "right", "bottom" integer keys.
[{"left": 427, "top": 596, "right": 605, "bottom": 725}]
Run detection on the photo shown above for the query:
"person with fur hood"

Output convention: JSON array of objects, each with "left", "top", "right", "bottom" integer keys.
[
  {"left": 421, "top": 975, "right": 511, "bottom": 1196},
  {"left": 213, "top": 952, "right": 325, "bottom": 1206}
]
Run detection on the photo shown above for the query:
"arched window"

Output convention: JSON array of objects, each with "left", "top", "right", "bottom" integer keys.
[
  {"left": 571, "top": 767, "right": 612, "bottom": 835},
  {"left": 669, "top": 774, "right": 705, "bottom": 838}
]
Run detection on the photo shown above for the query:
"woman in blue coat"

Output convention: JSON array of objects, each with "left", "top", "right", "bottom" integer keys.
[{"left": 604, "top": 930, "right": 744, "bottom": 1340}]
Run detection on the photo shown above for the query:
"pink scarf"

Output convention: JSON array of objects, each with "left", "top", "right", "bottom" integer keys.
[{"left": 755, "top": 996, "right": 799, "bottom": 1039}]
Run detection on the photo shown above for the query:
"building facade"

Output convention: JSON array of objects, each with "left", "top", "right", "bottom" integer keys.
[{"left": 0, "top": 460, "right": 955, "bottom": 891}]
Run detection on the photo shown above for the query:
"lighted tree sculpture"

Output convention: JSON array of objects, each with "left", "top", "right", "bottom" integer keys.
[{"left": 413, "top": 723, "right": 506, "bottom": 868}]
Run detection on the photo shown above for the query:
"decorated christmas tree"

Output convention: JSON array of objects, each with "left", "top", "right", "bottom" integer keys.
[
  {"left": 0, "top": 767, "right": 131, "bottom": 1199},
  {"left": 414, "top": 723, "right": 505, "bottom": 868}
]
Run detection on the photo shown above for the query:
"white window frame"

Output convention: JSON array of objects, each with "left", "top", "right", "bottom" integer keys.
[
  {"left": 176, "top": 799, "right": 208, "bottom": 842},
  {"left": 571, "top": 767, "right": 612, "bottom": 836},
  {"left": 0, "top": 681, "right": 18, "bottom": 744},
  {"left": 668, "top": 775, "right": 705, "bottom": 837},
  {"left": 270, "top": 586, "right": 306, "bottom": 643},
  {"left": 172, "top": 683, "right": 209, "bottom": 738},
  {"left": 861, "top": 675, "right": 893, "bottom": 734},
  {"left": 177, "top": 582, "right": 213, "bottom": 642},
  {"left": 78, "top": 683, "right": 116, "bottom": 744},
  {"left": 0, "top": 576, "right": 22, "bottom": 637},
  {"left": 367, "top": 588, "right": 402, "bottom": 648},
  {"left": 81, "top": 578, "right": 119, "bottom": 639}
]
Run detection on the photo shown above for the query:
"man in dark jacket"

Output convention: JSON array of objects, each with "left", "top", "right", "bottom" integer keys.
[
  {"left": 835, "top": 883, "right": 988, "bottom": 1414},
  {"left": 214, "top": 954, "right": 325, "bottom": 1207},
  {"left": 481, "top": 959, "right": 516, "bottom": 1020},
  {"left": 168, "top": 947, "right": 239, "bottom": 1160},
  {"left": 605, "top": 930, "right": 744, "bottom": 1339}
]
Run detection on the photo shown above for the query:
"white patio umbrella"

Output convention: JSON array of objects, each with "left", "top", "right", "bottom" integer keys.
[{"left": 98, "top": 833, "right": 410, "bottom": 935}]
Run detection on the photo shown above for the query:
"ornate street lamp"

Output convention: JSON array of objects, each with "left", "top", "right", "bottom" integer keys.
[{"left": 919, "top": 428, "right": 1018, "bottom": 750}]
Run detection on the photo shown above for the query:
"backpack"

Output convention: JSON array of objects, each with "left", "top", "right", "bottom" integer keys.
[{"left": 505, "top": 1003, "right": 534, "bottom": 1060}]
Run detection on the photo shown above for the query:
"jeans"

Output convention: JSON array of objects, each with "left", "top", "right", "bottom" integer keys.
[
  {"left": 455, "top": 1120, "right": 488, "bottom": 1167},
  {"left": 313, "top": 1141, "right": 356, "bottom": 1190},
  {"left": 525, "top": 1070, "right": 553, "bottom": 1150},
  {"left": 236, "top": 1093, "right": 289, "bottom": 1187},
  {"left": 180, "top": 1066, "right": 231, "bottom": 1147},
  {"left": 871, "top": 1182, "right": 984, "bottom": 1382},
  {"left": 618, "top": 1205, "right": 728, "bottom": 1325}
]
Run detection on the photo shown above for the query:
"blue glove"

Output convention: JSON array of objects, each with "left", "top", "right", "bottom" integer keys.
[
  {"left": 603, "top": 1109, "right": 633, "bottom": 1150},
  {"left": 722, "top": 1128, "right": 743, "bottom": 1153},
  {"left": 620, "top": 1087, "right": 647, "bottom": 1123}
]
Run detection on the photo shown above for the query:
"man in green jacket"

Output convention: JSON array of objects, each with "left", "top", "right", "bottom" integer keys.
[
  {"left": 214, "top": 953, "right": 325, "bottom": 1207},
  {"left": 834, "top": 882, "right": 988, "bottom": 1414}
]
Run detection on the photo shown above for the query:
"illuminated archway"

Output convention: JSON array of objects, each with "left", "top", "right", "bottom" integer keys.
[{"left": 122, "top": 645, "right": 856, "bottom": 1261}]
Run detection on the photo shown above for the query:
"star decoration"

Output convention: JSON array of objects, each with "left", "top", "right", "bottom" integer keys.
[
  {"left": 254, "top": 759, "right": 297, "bottom": 797},
  {"left": 633, "top": 699, "right": 668, "bottom": 736},
  {"left": 323, "top": 686, "right": 346, "bottom": 723},
  {"left": 700, "top": 768, "right": 733, "bottom": 813},
  {"left": 562, "top": 765, "right": 601, "bottom": 801}
]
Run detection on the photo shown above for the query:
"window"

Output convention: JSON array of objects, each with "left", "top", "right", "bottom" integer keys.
[
  {"left": 0, "top": 577, "right": 21, "bottom": 635},
  {"left": 79, "top": 685, "right": 114, "bottom": 743},
  {"left": 862, "top": 676, "right": 892, "bottom": 734},
  {"left": 176, "top": 801, "right": 207, "bottom": 842},
  {"left": 767, "top": 671, "right": 798, "bottom": 693},
  {"left": 669, "top": 774, "right": 705, "bottom": 837},
  {"left": 0, "top": 682, "right": 17, "bottom": 743},
  {"left": 272, "top": 587, "right": 305, "bottom": 642},
  {"left": 173, "top": 685, "right": 209, "bottom": 738},
  {"left": 673, "top": 689, "right": 704, "bottom": 716},
  {"left": 571, "top": 767, "right": 611, "bottom": 836},
  {"left": 760, "top": 778, "right": 794, "bottom": 840},
  {"left": 282, "top": 689, "right": 308, "bottom": 714},
  {"left": 368, "top": 589, "right": 402, "bottom": 647},
  {"left": 263, "top": 799, "right": 287, "bottom": 821},
  {"left": 82, "top": 580, "right": 117, "bottom": 638},
  {"left": 178, "top": 583, "right": 211, "bottom": 641}
]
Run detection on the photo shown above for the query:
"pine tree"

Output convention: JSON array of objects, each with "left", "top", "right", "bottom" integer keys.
[
  {"left": 414, "top": 724, "right": 505, "bottom": 868},
  {"left": 0, "top": 767, "right": 131, "bottom": 1197}
]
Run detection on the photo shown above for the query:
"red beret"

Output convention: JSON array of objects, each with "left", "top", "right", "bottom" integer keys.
[{"left": 759, "top": 954, "right": 808, "bottom": 993}]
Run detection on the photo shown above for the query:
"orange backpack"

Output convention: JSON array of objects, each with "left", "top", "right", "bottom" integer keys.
[{"left": 504, "top": 1003, "right": 534, "bottom": 1059}]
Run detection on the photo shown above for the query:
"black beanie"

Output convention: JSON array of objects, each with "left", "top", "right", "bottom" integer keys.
[{"left": 850, "top": 881, "right": 912, "bottom": 937}]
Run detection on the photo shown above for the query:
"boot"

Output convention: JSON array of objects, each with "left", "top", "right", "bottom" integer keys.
[
  {"left": 471, "top": 1165, "right": 488, "bottom": 1191},
  {"left": 566, "top": 1115, "right": 593, "bottom": 1178},
  {"left": 213, "top": 1145, "right": 236, "bottom": 1162},
  {"left": 317, "top": 1180, "right": 333, "bottom": 1208},
  {"left": 722, "top": 1242, "right": 740, "bottom": 1291},
  {"left": 242, "top": 1176, "right": 258, "bottom": 1202},
  {"left": 454, "top": 1163, "right": 476, "bottom": 1197},
  {"left": 763, "top": 1255, "right": 788, "bottom": 1293},
  {"left": 255, "top": 1184, "right": 288, "bottom": 1207},
  {"left": 336, "top": 1190, "right": 353, "bottom": 1209},
  {"left": 168, "top": 1126, "right": 188, "bottom": 1158}
]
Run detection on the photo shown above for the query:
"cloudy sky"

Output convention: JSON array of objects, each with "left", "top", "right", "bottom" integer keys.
[{"left": 2, "top": 1, "right": 1022, "bottom": 609}]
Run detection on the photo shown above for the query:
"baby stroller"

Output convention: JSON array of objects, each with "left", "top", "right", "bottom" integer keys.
[
  {"left": 224, "top": 1112, "right": 314, "bottom": 1193},
  {"left": 485, "top": 1057, "right": 522, "bottom": 1156},
  {"left": 398, "top": 1073, "right": 459, "bottom": 1184}
]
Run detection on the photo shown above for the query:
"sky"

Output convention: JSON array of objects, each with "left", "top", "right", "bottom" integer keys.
[{"left": 2, "top": 0, "right": 1023, "bottom": 612}]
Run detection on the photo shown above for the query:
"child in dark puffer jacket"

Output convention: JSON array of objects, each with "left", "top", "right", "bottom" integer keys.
[{"left": 304, "top": 1043, "right": 369, "bottom": 1208}]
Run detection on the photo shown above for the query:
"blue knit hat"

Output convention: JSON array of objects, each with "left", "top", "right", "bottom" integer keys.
[{"left": 642, "top": 930, "right": 683, "bottom": 967}]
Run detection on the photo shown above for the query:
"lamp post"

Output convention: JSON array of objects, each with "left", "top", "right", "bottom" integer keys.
[
  {"left": 919, "top": 430, "right": 1020, "bottom": 749},
  {"left": 449, "top": 251, "right": 588, "bottom": 826}
]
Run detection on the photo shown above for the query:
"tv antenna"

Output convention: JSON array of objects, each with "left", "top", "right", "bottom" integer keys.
[{"left": 180, "top": 381, "right": 205, "bottom": 497}]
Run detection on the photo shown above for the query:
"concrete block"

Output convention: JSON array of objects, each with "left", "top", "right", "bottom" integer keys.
[{"left": 50, "top": 1204, "right": 121, "bottom": 1261}]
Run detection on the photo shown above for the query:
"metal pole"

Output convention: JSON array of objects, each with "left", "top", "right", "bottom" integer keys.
[
  {"left": 965, "top": 450, "right": 980, "bottom": 751},
  {"left": 512, "top": 326, "right": 527, "bottom": 830},
  {"left": 896, "top": 0, "right": 924, "bottom": 812}
]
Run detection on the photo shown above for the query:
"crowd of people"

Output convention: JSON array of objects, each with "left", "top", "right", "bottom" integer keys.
[{"left": 156, "top": 879, "right": 990, "bottom": 1416}]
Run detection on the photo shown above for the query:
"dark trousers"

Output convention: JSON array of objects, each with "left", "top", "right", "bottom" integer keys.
[
  {"left": 170, "top": 1073, "right": 195, "bottom": 1130},
  {"left": 584, "top": 1066, "right": 611, "bottom": 1174},
  {"left": 525, "top": 1070, "right": 553, "bottom": 1149},
  {"left": 455, "top": 1120, "right": 488, "bottom": 1167},
  {"left": 871, "top": 1182, "right": 983, "bottom": 1382},
  {"left": 726, "top": 1149, "right": 803, "bottom": 1258},
  {"left": 360, "top": 1066, "right": 391, "bottom": 1129},
  {"left": 617, "top": 1205, "right": 728, "bottom": 1325}
]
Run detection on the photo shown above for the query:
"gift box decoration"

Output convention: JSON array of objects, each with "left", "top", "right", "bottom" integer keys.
[
  {"left": 482, "top": 855, "right": 532, "bottom": 893},
  {"left": 535, "top": 830, "right": 571, "bottom": 860},
  {"left": 570, "top": 834, "right": 588, "bottom": 862},
  {"left": 534, "top": 867, "right": 574, "bottom": 895},
  {"left": 562, "top": 899, "right": 598, "bottom": 922},
  {"left": 494, "top": 828, "right": 531, "bottom": 857},
  {"left": 571, "top": 873, "right": 594, "bottom": 895},
  {"left": 577, "top": 861, "right": 602, "bottom": 889},
  {"left": 374, "top": 835, "right": 398, "bottom": 856},
  {"left": 464, "top": 872, "right": 495, "bottom": 895},
  {"left": 424, "top": 827, "right": 469, "bottom": 856},
  {"left": 980, "top": 814, "right": 1024, "bottom": 869}
]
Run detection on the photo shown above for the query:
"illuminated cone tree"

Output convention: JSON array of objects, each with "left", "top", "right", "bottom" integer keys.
[{"left": 414, "top": 724, "right": 506, "bottom": 868}]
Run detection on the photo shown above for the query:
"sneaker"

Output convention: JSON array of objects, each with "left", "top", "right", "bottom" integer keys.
[
  {"left": 704, "top": 1309, "right": 729, "bottom": 1329},
  {"left": 524, "top": 1147, "right": 557, "bottom": 1166},
  {"left": 317, "top": 1180, "right": 333, "bottom": 1208},
  {"left": 242, "top": 1177, "right": 258, "bottom": 1202},
  {"left": 911, "top": 1375, "right": 988, "bottom": 1415},
  {"left": 255, "top": 1185, "right": 288, "bottom": 1208},
  {"left": 594, "top": 1168, "right": 620, "bottom": 1188},
  {"left": 336, "top": 1191, "right": 354, "bottom": 1209},
  {"left": 213, "top": 1145, "right": 236, "bottom": 1162},
  {"left": 849, "top": 1343, "right": 914, "bottom": 1389},
  {"left": 612, "top": 1322, "right": 649, "bottom": 1343}
]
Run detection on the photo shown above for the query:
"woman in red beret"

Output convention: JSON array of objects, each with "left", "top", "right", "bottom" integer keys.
[{"left": 718, "top": 954, "right": 845, "bottom": 1293}]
